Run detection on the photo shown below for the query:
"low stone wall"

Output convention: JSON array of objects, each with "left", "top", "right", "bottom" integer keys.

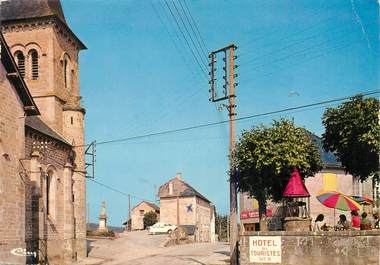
[{"left": 239, "top": 230, "right": 380, "bottom": 265}]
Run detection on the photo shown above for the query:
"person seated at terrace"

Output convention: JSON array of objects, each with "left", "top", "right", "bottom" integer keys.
[
  {"left": 351, "top": 211, "right": 361, "bottom": 230},
  {"left": 313, "top": 214, "right": 324, "bottom": 231},
  {"left": 373, "top": 213, "right": 379, "bottom": 229},
  {"left": 360, "top": 212, "right": 372, "bottom": 230},
  {"left": 335, "top": 214, "right": 349, "bottom": 231}
]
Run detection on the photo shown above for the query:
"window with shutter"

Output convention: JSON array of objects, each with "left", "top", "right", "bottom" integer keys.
[
  {"left": 30, "top": 49, "right": 39, "bottom": 80},
  {"left": 14, "top": 51, "right": 25, "bottom": 78}
]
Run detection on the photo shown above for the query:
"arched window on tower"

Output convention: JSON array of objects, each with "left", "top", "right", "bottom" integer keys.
[
  {"left": 29, "top": 49, "right": 39, "bottom": 80},
  {"left": 14, "top": 51, "right": 25, "bottom": 78},
  {"left": 61, "top": 53, "right": 72, "bottom": 89},
  {"left": 64, "top": 58, "right": 68, "bottom": 88}
]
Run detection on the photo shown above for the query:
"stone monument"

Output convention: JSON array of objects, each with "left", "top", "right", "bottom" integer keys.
[{"left": 98, "top": 201, "right": 108, "bottom": 232}]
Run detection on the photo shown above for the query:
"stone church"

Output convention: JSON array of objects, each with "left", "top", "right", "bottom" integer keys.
[{"left": 0, "top": 0, "right": 87, "bottom": 264}]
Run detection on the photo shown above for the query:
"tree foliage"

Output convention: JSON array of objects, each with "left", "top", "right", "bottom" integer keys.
[
  {"left": 322, "top": 95, "right": 380, "bottom": 181},
  {"left": 143, "top": 211, "right": 158, "bottom": 229},
  {"left": 233, "top": 119, "right": 322, "bottom": 217},
  {"left": 215, "top": 214, "right": 228, "bottom": 241}
]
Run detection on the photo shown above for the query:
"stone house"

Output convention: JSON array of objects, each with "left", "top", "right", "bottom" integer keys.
[
  {"left": 129, "top": 201, "right": 160, "bottom": 230},
  {"left": 239, "top": 134, "right": 373, "bottom": 231},
  {"left": 0, "top": 0, "right": 87, "bottom": 264},
  {"left": 305, "top": 135, "right": 373, "bottom": 226},
  {"left": 158, "top": 173, "right": 216, "bottom": 242}
]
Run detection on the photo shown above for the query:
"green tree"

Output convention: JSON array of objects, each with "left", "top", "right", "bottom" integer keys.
[
  {"left": 215, "top": 214, "right": 228, "bottom": 241},
  {"left": 322, "top": 95, "right": 380, "bottom": 182},
  {"left": 233, "top": 119, "right": 322, "bottom": 219},
  {"left": 143, "top": 211, "right": 158, "bottom": 229}
]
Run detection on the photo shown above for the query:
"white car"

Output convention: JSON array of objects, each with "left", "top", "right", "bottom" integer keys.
[{"left": 148, "top": 223, "right": 177, "bottom": 235}]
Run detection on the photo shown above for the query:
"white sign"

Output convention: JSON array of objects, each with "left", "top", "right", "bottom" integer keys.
[{"left": 249, "top": 236, "right": 281, "bottom": 263}]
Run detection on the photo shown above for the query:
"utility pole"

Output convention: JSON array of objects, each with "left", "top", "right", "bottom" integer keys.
[
  {"left": 87, "top": 203, "right": 90, "bottom": 225},
  {"left": 128, "top": 194, "right": 131, "bottom": 231},
  {"left": 209, "top": 44, "right": 238, "bottom": 265}
]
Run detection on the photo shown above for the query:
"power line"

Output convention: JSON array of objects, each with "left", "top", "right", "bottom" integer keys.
[
  {"left": 163, "top": 0, "right": 208, "bottom": 79},
  {"left": 172, "top": 0, "right": 208, "bottom": 66},
  {"left": 239, "top": 25, "right": 352, "bottom": 66},
  {"left": 77, "top": 90, "right": 379, "bottom": 147},
  {"left": 239, "top": 32, "right": 358, "bottom": 76},
  {"left": 152, "top": 2, "right": 200, "bottom": 82},
  {"left": 240, "top": 40, "right": 361, "bottom": 83},
  {"left": 88, "top": 178, "right": 156, "bottom": 204},
  {"left": 180, "top": 0, "right": 209, "bottom": 57},
  {"left": 239, "top": 2, "right": 342, "bottom": 49}
]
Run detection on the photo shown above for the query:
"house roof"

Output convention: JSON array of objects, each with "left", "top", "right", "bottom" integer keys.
[
  {"left": 159, "top": 175, "right": 211, "bottom": 203},
  {"left": 0, "top": 32, "right": 39, "bottom": 116},
  {"left": 132, "top": 201, "right": 160, "bottom": 212},
  {"left": 0, "top": 0, "right": 66, "bottom": 24},
  {"left": 25, "top": 116, "right": 70, "bottom": 146}
]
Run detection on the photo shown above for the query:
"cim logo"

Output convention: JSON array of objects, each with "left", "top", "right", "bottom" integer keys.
[{"left": 10, "top": 248, "right": 36, "bottom": 258}]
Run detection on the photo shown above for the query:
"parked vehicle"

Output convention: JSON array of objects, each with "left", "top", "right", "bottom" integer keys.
[{"left": 148, "top": 222, "right": 177, "bottom": 235}]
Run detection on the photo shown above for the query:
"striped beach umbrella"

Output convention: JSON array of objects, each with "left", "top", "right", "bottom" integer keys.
[
  {"left": 350, "top": 195, "right": 373, "bottom": 205},
  {"left": 316, "top": 191, "right": 361, "bottom": 211}
]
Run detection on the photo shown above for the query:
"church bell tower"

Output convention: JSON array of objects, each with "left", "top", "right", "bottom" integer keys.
[{"left": 1, "top": 0, "right": 87, "bottom": 260}]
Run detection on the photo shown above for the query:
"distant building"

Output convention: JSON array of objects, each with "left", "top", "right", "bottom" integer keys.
[
  {"left": 158, "top": 173, "right": 216, "bottom": 242},
  {"left": 239, "top": 134, "right": 374, "bottom": 231},
  {"left": 130, "top": 201, "right": 160, "bottom": 230}
]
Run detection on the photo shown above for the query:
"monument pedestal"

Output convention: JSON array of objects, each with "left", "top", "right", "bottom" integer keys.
[
  {"left": 98, "top": 213, "right": 108, "bottom": 232},
  {"left": 283, "top": 217, "right": 311, "bottom": 232}
]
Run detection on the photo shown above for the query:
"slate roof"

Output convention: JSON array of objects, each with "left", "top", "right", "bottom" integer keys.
[
  {"left": 159, "top": 176, "right": 211, "bottom": 203},
  {"left": 0, "top": 0, "right": 66, "bottom": 24},
  {"left": 25, "top": 116, "right": 70, "bottom": 146},
  {"left": 0, "top": 0, "right": 87, "bottom": 50}
]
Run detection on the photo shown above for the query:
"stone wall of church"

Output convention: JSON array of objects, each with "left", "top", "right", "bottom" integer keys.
[
  {"left": 3, "top": 18, "right": 88, "bottom": 261},
  {"left": 0, "top": 63, "right": 27, "bottom": 264},
  {"left": 24, "top": 130, "right": 75, "bottom": 265}
]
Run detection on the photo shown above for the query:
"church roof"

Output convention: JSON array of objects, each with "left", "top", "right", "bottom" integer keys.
[
  {"left": 0, "top": 0, "right": 86, "bottom": 50},
  {"left": 25, "top": 116, "right": 70, "bottom": 146},
  {"left": 0, "top": 0, "right": 66, "bottom": 24}
]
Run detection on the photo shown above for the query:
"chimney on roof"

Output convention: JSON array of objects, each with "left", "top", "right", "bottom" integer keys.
[
  {"left": 169, "top": 182, "right": 173, "bottom": 195},
  {"left": 176, "top": 172, "right": 182, "bottom": 180}
]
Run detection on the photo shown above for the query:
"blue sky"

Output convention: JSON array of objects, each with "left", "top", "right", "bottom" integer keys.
[{"left": 62, "top": 0, "right": 379, "bottom": 226}]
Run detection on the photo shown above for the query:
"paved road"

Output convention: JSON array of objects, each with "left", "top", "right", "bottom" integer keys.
[{"left": 78, "top": 231, "right": 229, "bottom": 265}]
